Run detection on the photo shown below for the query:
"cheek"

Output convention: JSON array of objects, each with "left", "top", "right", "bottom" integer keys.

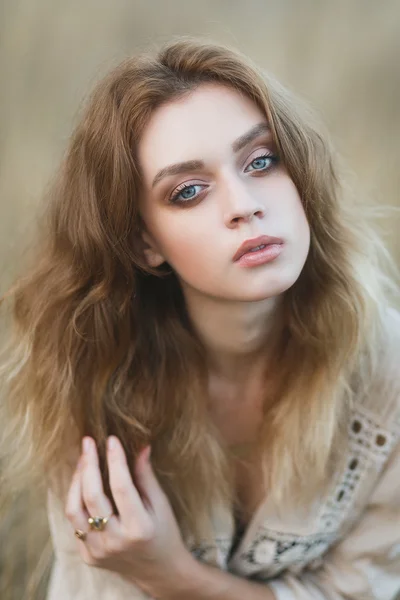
[
  {"left": 296, "top": 199, "right": 310, "bottom": 240},
  {"left": 293, "top": 205, "right": 311, "bottom": 264},
  {"left": 292, "top": 196, "right": 309, "bottom": 232},
  {"left": 278, "top": 180, "right": 309, "bottom": 233},
  {"left": 290, "top": 200, "right": 310, "bottom": 255},
  {"left": 151, "top": 214, "right": 210, "bottom": 268},
  {"left": 272, "top": 178, "right": 310, "bottom": 258}
]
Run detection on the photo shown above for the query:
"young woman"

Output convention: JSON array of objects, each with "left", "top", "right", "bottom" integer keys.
[{"left": 1, "top": 36, "right": 400, "bottom": 600}]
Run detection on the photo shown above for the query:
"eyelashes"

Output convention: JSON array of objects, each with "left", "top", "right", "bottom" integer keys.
[
  {"left": 169, "top": 183, "right": 206, "bottom": 204},
  {"left": 168, "top": 152, "right": 279, "bottom": 205}
]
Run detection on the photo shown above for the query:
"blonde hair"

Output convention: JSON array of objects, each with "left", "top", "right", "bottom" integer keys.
[{"left": 0, "top": 36, "right": 399, "bottom": 588}]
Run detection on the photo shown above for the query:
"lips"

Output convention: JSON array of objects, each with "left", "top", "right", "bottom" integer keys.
[{"left": 233, "top": 235, "right": 284, "bottom": 262}]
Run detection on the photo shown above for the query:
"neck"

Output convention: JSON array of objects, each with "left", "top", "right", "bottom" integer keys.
[{"left": 181, "top": 284, "right": 284, "bottom": 384}]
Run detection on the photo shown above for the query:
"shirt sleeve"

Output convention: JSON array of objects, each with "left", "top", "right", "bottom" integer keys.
[
  {"left": 46, "top": 489, "right": 152, "bottom": 600},
  {"left": 267, "top": 437, "right": 400, "bottom": 600}
]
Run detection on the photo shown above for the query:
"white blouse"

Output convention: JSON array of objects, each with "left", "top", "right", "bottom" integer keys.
[{"left": 46, "top": 309, "right": 400, "bottom": 600}]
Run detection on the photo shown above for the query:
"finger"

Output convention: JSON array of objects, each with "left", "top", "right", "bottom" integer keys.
[
  {"left": 65, "top": 458, "right": 99, "bottom": 564},
  {"left": 135, "top": 446, "right": 165, "bottom": 509},
  {"left": 107, "top": 436, "right": 148, "bottom": 525},
  {"left": 65, "top": 457, "right": 90, "bottom": 533},
  {"left": 81, "top": 437, "right": 115, "bottom": 526}
]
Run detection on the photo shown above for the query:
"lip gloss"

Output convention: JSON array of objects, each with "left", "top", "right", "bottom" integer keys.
[{"left": 235, "top": 243, "right": 283, "bottom": 267}]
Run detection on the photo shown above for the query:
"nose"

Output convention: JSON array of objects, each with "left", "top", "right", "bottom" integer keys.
[{"left": 221, "top": 173, "right": 265, "bottom": 229}]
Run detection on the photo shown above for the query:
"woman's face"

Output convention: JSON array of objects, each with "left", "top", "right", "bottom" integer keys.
[{"left": 138, "top": 83, "right": 310, "bottom": 302}]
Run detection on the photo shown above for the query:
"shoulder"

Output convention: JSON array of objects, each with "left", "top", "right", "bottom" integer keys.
[
  {"left": 380, "top": 306, "right": 400, "bottom": 368},
  {"left": 349, "top": 307, "right": 400, "bottom": 465},
  {"left": 355, "top": 306, "right": 400, "bottom": 415}
]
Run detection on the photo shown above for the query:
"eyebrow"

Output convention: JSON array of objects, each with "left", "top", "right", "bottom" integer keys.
[{"left": 151, "top": 121, "right": 270, "bottom": 189}]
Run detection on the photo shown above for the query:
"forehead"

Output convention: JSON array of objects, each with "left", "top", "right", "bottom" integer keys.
[{"left": 138, "top": 83, "right": 266, "bottom": 177}]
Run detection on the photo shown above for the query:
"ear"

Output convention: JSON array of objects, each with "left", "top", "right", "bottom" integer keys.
[{"left": 141, "top": 230, "right": 166, "bottom": 268}]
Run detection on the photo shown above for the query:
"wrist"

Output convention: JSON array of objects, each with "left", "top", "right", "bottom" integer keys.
[
  {"left": 157, "top": 555, "right": 277, "bottom": 600},
  {"left": 144, "top": 550, "right": 203, "bottom": 600},
  {"left": 160, "top": 553, "right": 211, "bottom": 600},
  {"left": 162, "top": 555, "right": 234, "bottom": 600}
]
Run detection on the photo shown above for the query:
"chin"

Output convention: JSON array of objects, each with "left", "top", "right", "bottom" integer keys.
[
  {"left": 240, "top": 289, "right": 287, "bottom": 303},
  {"left": 239, "top": 271, "right": 302, "bottom": 302}
]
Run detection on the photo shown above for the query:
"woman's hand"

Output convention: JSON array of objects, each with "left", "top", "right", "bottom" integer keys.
[{"left": 65, "top": 436, "right": 195, "bottom": 598}]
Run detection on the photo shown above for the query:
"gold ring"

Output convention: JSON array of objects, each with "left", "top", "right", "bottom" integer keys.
[
  {"left": 88, "top": 515, "right": 111, "bottom": 531},
  {"left": 74, "top": 529, "right": 87, "bottom": 541}
]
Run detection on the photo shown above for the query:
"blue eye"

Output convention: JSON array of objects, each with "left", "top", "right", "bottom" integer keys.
[
  {"left": 168, "top": 153, "right": 279, "bottom": 205},
  {"left": 169, "top": 183, "right": 205, "bottom": 204},
  {"left": 245, "top": 153, "right": 278, "bottom": 172}
]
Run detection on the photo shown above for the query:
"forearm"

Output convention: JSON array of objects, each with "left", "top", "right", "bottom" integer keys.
[{"left": 160, "top": 554, "right": 276, "bottom": 600}]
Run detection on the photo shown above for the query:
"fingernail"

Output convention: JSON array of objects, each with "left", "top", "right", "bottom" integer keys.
[
  {"left": 83, "top": 438, "right": 91, "bottom": 453},
  {"left": 108, "top": 436, "right": 117, "bottom": 451}
]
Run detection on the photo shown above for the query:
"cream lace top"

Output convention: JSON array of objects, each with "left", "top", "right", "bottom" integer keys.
[{"left": 46, "top": 309, "right": 400, "bottom": 600}]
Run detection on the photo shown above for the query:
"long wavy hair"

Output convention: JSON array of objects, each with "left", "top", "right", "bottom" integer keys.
[{"left": 0, "top": 36, "right": 398, "bottom": 572}]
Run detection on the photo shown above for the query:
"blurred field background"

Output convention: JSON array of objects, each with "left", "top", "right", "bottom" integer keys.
[{"left": 0, "top": 0, "right": 399, "bottom": 598}]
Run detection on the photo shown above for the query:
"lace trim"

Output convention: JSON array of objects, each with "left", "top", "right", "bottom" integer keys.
[
  {"left": 318, "top": 402, "right": 399, "bottom": 532},
  {"left": 190, "top": 403, "right": 400, "bottom": 576},
  {"left": 230, "top": 526, "right": 339, "bottom": 577}
]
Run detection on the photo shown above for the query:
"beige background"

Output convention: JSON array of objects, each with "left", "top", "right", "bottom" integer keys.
[{"left": 0, "top": 1, "right": 399, "bottom": 598}]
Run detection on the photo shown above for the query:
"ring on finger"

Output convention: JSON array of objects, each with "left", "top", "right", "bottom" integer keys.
[
  {"left": 74, "top": 529, "right": 87, "bottom": 541},
  {"left": 88, "top": 515, "right": 113, "bottom": 532}
]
